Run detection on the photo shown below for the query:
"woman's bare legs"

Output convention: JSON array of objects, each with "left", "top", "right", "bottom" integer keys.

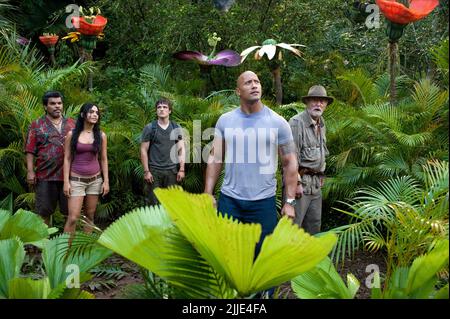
[
  {"left": 64, "top": 196, "right": 84, "bottom": 233},
  {"left": 83, "top": 194, "right": 99, "bottom": 233}
]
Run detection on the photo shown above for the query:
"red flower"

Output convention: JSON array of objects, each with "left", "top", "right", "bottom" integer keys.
[
  {"left": 72, "top": 15, "right": 107, "bottom": 36},
  {"left": 39, "top": 35, "right": 59, "bottom": 47},
  {"left": 376, "top": 0, "right": 439, "bottom": 25}
]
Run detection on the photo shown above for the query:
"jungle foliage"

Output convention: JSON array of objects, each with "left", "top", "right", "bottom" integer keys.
[{"left": 0, "top": 0, "right": 448, "bottom": 299}]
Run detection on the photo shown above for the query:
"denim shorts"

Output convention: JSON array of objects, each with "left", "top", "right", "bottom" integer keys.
[{"left": 70, "top": 175, "right": 103, "bottom": 196}]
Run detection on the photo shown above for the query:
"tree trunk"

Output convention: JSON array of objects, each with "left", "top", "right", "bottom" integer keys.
[
  {"left": 389, "top": 41, "right": 398, "bottom": 106},
  {"left": 271, "top": 66, "right": 283, "bottom": 105}
]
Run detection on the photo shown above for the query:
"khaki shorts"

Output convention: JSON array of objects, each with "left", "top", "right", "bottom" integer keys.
[{"left": 70, "top": 175, "right": 103, "bottom": 196}]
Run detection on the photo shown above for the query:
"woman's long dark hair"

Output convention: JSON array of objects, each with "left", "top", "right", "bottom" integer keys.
[{"left": 70, "top": 103, "right": 102, "bottom": 159}]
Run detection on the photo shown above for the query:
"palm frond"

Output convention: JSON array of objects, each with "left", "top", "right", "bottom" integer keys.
[
  {"left": 43, "top": 233, "right": 112, "bottom": 290},
  {"left": 155, "top": 187, "right": 337, "bottom": 297},
  {"left": 337, "top": 68, "right": 379, "bottom": 105},
  {"left": 0, "top": 237, "right": 25, "bottom": 298}
]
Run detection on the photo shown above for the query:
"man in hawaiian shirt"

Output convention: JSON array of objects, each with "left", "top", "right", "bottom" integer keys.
[{"left": 25, "top": 91, "right": 75, "bottom": 224}]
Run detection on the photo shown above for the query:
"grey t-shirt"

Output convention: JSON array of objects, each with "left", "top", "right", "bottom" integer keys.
[
  {"left": 215, "top": 105, "right": 293, "bottom": 200},
  {"left": 141, "top": 121, "right": 182, "bottom": 171}
]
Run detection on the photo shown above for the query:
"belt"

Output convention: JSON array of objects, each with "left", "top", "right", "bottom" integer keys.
[
  {"left": 69, "top": 174, "right": 102, "bottom": 183},
  {"left": 299, "top": 167, "right": 324, "bottom": 177}
]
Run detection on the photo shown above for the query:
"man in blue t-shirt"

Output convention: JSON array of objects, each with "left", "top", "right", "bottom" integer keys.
[{"left": 204, "top": 70, "right": 298, "bottom": 255}]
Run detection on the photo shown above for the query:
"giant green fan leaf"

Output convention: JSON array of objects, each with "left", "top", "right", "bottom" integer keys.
[
  {"left": 155, "top": 187, "right": 337, "bottom": 297},
  {"left": 0, "top": 209, "right": 11, "bottom": 233},
  {"left": 42, "top": 233, "right": 112, "bottom": 290},
  {"left": 8, "top": 277, "right": 51, "bottom": 299},
  {"left": 0, "top": 209, "right": 49, "bottom": 243},
  {"left": 0, "top": 238, "right": 25, "bottom": 298},
  {"left": 291, "top": 257, "right": 360, "bottom": 299},
  {"left": 98, "top": 205, "right": 235, "bottom": 298}
]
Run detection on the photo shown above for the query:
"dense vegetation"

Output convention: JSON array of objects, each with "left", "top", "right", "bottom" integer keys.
[{"left": 0, "top": 0, "right": 448, "bottom": 299}]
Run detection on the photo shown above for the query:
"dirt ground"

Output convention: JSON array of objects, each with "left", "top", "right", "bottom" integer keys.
[
  {"left": 88, "top": 249, "right": 386, "bottom": 299},
  {"left": 278, "top": 249, "right": 387, "bottom": 299}
]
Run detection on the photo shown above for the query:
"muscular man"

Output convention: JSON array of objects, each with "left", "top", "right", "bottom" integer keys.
[{"left": 205, "top": 70, "right": 298, "bottom": 255}]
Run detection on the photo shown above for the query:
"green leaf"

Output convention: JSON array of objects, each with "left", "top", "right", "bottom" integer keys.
[
  {"left": 155, "top": 187, "right": 337, "bottom": 297},
  {"left": 406, "top": 239, "right": 449, "bottom": 297},
  {"left": 42, "top": 233, "right": 112, "bottom": 290},
  {"left": 0, "top": 193, "right": 13, "bottom": 212},
  {"left": 99, "top": 205, "right": 234, "bottom": 298},
  {"left": 0, "top": 238, "right": 25, "bottom": 298},
  {"left": 291, "top": 257, "right": 359, "bottom": 299},
  {"left": 0, "top": 209, "right": 48, "bottom": 243},
  {"left": 8, "top": 277, "right": 51, "bottom": 299},
  {"left": 0, "top": 209, "right": 11, "bottom": 234},
  {"left": 433, "top": 284, "right": 449, "bottom": 299},
  {"left": 59, "top": 288, "right": 95, "bottom": 299}
]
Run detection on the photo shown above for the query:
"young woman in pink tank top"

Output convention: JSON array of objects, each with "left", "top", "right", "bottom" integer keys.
[{"left": 63, "top": 103, "right": 109, "bottom": 234}]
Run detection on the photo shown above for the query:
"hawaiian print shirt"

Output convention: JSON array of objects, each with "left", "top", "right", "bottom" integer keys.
[{"left": 24, "top": 116, "right": 75, "bottom": 181}]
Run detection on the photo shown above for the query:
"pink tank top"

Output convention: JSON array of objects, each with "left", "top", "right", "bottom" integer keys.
[{"left": 71, "top": 142, "right": 101, "bottom": 176}]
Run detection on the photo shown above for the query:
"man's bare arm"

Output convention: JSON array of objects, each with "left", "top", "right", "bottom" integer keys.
[
  {"left": 204, "top": 137, "right": 225, "bottom": 195},
  {"left": 26, "top": 153, "right": 36, "bottom": 185},
  {"left": 279, "top": 141, "right": 298, "bottom": 199}
]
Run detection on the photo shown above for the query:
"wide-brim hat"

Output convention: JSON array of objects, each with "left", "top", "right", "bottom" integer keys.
[{"left": 301, "top": 85, "right": 334, "bottom": 105}]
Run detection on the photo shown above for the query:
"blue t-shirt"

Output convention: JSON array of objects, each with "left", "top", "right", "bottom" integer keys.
[{"left": 215, "top": 105, "right": 293, "bottom": 200}]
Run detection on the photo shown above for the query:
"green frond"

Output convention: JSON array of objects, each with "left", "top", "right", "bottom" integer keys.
[
  {"left": 377, "top": 153, "right": 410, "bottom": 177},
  {"left": 291, "top": 257, "right": 360, "bottom": 299},
  {"left": 411, "top": 78, "right": 448, "bottom": 115},
  {"left": 391, "top": 130, "right": 433, "bottom": 148},
  {"left": 0, "top": 237, "right": 25, "bottom": 298},
  {"left": 0, "top": 193, "right": 13, "bottom": 212},
  {"left": 139, "top": 63, "right": 171, "bottom": 93},
  {"left": 422, "top": 160, "right": 448, "bottom": 193},
  {"left": 14, "top": 192, "right": 35, "bottom": 210},
  {"left": 8, "top": 277, "right": 51, "bottom": 299},
  {"left": 363, "top": 227, "right": 387, "bottom": 252},
  {"left": 99, "top": 205, "right": 233, "bottom": 298},
  {"left": 353, "top": 176, "right": 422, "bottom": 221},
  {"left": 430, "top": 38, "right": 449, "bottom": 78},
  {"left": 0, "top": 209, "right": 48, "bottom": 243},
  {"left": 382, "top": 239, "right": 449, "bottom": 298},
  {"left": 363, "top": 102, "right": 401, "bottom": 131},
  {"left": 95, "top": 201, "right": 117, "bottom": 221},
  {"left": 327, "top": 216, "right": 374, "bottom": 266},
  {"left": 337, "top": 68, "right": 379, "bottom": 105},
  {"left": 43, "top": 233, "right": 112, "bottom": 290},
  {"left": 155, "top": 187, "right": 337, "bottom": 297},
  {"left": 36, "top": 61, "right": 92, "bottom": 91}
]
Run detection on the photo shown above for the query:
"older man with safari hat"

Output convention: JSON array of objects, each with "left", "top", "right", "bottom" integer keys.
[{"left": 288, "top": 85, "right": 333, "bottom": 234}]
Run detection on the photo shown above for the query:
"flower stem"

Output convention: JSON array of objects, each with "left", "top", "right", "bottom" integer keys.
[{"left": 389, "top": 41, "right": 398, "bottom": 106}]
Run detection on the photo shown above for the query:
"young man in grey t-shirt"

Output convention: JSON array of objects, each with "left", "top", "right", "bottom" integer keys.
[
  {"left": 140, "top": 98, "right": 186, "bottom": 205},
  {"left": 204, "top": 71, "right": 298, "bottom": 256}
]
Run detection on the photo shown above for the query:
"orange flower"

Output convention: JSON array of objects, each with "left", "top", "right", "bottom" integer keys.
[
  {"left": 376, "top": 0, "right": 439, "bottom": 25},
  {"left": 39, "top": 35, "right": 59, "bottom": 47},
  {"left": 71, "top": 15, "right": 107, "bottom": 36}
]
